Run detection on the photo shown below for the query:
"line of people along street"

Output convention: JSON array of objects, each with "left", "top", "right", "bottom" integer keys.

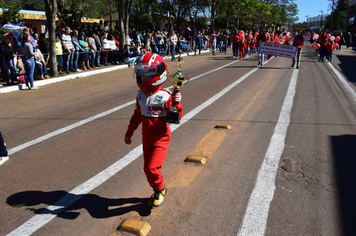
[{"left": 1, "top": 16, "right": 355, "bottom": 89}]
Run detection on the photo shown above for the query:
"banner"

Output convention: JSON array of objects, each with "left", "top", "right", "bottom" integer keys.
[{"left": 259, "top": 42, "right": 298, "bottom": 59}]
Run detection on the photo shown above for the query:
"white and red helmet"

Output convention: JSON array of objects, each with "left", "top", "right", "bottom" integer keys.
[{"left": 135, "top": 53, "right": 167, "bottom": 93}]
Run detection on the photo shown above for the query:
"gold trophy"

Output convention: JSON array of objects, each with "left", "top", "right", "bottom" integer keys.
[{"left": 166, "top": 56, "right": 190, "bottom": 124}]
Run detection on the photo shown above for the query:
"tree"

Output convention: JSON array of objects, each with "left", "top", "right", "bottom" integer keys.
[
  {"left": 117, "top": 0, "right": 133, "bottom": 50},
  {"left": 0, "top": 0, "right": 21, "bottom": 24},
  {"left": 43, "top": 0, "right": 58, "bottom": 76}
]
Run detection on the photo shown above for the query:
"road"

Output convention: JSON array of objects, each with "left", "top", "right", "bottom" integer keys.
[{"left": 1, "top": 44, "right": 356, "bottom": 236}]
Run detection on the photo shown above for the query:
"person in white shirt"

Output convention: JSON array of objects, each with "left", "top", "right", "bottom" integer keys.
[{"left": 169, "top": 30, "right": 178, "bottom": 61}]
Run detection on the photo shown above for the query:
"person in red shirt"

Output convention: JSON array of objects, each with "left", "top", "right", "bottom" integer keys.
[
  {"left": 124, "top": 53, "right": 182, "bottom": 207},
  {"left": 326, "top": 39, "right": 337, "bottom": 62},
  {"left": 232, "top": 31, "right": 240, "bottom": 59},
  {"left": 239, "top": 38, "right": 246, "bottom": 59},
  {"left": 318, "top": 32, "right": 327, "bottom": 62},
  {"left": 249, "top": 37, "right": 256, "bottom": 54},
  {"left": 292, "top": 32, "right": 305, "bottom": 69}
]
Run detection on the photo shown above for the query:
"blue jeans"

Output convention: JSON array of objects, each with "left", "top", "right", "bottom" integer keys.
[
  {"left": 164, "top": 44, "right": 168, "bottom": 57},
  {"left": 124, "top": 57, "right": 136, "bottom": 66},
  {"left": 1, "top": 58, "right": 17, "bottom": 84},
  {"left": 170, "top": 44, "right": 176, "bottom": 61},
  {"left": 73, "top": 50, "right": 79, "bottom": 70},
  {"left": 212, "top": 41, "right": 216, "bottom": 54},
  {"left": 233, "top": 42, "right": 239, "bottom": 57},
  {"left": 23, "top": 57, "right": 35, "bottom": 88},
  {"left": 36, "top": 61, "right": 48, "bottom": 75},
  {"left": 64, "top": 49, "right": 74, "bottom": 71},
  {"left": 56, "top": 55, "right": 63, "bottom": 69},
  {"left": 95, "top": 51, "right": 101, "bottom": 66},
  {"left": 90, "top": 51, "right": 96, "bottom": 66},
  {"left": 195, "top": 44, "right": 201, "bottom": 54},
  {"left": 258, "top": 53, "right": 264, "bottom": 65}
]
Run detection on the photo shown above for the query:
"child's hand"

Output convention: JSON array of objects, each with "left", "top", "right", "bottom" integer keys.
[
  {"left": 124, "top": 136, "right": 131, "bottom": 144},
  {"left": 173, "top": 92, "right": 182, "bottom": 102}
]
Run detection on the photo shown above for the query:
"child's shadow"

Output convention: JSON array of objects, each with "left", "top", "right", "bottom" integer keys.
[{"left": 7, "top": 190, "right": 152, "bottom": 219}]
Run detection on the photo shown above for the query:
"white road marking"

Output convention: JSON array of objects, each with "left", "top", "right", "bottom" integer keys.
[
  {"left": 7, "top": 60, "right": 239, "bottom": 156},
  {"left": 327, "top": 61, "right": 356, "bottom": 102},
  {"left": 7, "top": 56, "right": 264, "bottom": 235},
  {"left": 237, "top": 65, "right": 298, "bottom": 236}
]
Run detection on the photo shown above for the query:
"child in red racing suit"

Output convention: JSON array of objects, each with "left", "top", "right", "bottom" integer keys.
[{"left": 124, "top": 52, "right": 182, "bottom": 207}]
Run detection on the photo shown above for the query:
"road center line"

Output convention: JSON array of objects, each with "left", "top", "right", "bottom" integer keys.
[
  {"left": 7, "top": 58, "right": 264, "bottom": 236},
  {"left": 237, "top": 65, "right": 298, "bottom": 236}
]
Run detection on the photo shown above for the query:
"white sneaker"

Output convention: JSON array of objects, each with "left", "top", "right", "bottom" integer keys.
[
  {"left": 31, "top": 86, "right": 39, "bottom": 90},
  {"left": 0, "top": 156, "right": 9, "bottom": 165},
  {"left": 77, "top": 69, "right": 82, "bottom": 72},
  {"left": 233, "top": 56, "right": 236, "bottom": 58}
]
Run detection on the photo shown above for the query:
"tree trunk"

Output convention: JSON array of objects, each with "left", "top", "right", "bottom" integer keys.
[
  {"left": 44, "top": 0, "right": 58, "bottom": 77},
  {"left": 117, "top": 0, "right": 133, "bottom": 52}
]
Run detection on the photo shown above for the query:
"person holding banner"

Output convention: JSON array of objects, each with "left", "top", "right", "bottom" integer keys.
[
  {"left": 292, "top": 32, "right": 304, "bottom": 69},
  {"left": 256, "top": 30, "right": 267, "bottom": 67}
]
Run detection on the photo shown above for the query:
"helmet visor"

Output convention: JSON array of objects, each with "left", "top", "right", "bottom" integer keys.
[{"left": 135, "top": 64, "right": 157, "bottom": 83}]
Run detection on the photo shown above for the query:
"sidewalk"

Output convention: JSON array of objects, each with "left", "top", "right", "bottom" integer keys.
[
  {"left": 0, "top": 50, "right": 211, "bottom": 95},
  {"left": 330, "top": 46, "right": 356, "bottom": 85}
]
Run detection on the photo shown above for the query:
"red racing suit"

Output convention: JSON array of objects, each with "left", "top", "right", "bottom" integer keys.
[{"left": 125, "top": 87, "right": 183, "bottom": 191}]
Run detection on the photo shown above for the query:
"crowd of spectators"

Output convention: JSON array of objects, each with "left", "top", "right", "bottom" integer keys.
[{"left": 2, "top": 15, "right": 355, "bottom": 89}]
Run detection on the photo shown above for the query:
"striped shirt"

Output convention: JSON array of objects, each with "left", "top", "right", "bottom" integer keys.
[{"left": 62, "top": 34, "right": 73, "bottom": 50}]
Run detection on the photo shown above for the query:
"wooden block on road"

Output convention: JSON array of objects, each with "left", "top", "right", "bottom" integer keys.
[{"left": 119, "top": 218, "right": 151, "bottom": 236}]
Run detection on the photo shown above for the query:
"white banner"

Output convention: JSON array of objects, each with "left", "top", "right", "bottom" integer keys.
[{"left": 259, "top": 42, "right": 298, "bottom": 59}]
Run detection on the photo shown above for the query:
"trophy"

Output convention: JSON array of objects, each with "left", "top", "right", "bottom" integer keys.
[{"left": 166, "top": 56, "right": 190, "bottom": 124}]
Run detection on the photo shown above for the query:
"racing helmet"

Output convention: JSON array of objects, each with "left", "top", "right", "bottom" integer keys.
[{"left": 135, "top": 53, "right": 168, "bottom": 93}]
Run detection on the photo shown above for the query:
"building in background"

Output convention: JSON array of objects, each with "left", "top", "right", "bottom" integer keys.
[
  {"left": 346, "top": 0, "right": 356, "bottom": 33},
  {"left": 306, "top": 14, "right": 328, "bottom": 31},
  {"left": 0, "top": 9, "right": 101, "bottom": 34}
]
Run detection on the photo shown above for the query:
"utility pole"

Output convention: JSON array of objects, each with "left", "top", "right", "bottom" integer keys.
[
  {"left": 305, "top": 15, "right": 309, "bottom": 30},
  {"left": 319, "top": 10, "right": 324, "bottom": 29}
]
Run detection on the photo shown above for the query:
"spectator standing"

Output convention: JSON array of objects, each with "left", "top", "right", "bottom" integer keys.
[
  {"left": 94, "top": 30, "right": 104, "bottom": 66},
  {"left": 21, "top": 32, "right": 37, "bottom": 89},
  {"left": 194, "top": 31, "right": 202, "bottom": 55},
  {"left": 101, "top": 32, "right": 111, "bottom": 66},
  {"left": 162, "top": 30, "right": 168, "bottom": 58},
  {"left": 88, "top": 32, "right": 97, "bottom": 68},
  {"left": 71, "top": 30, "right": 83, "bottom": 71},
  {"left": 62, "top": 26, "right": 75, "bottom": 73},
  {"left": 169, "top": 30, "right": 178, "bottom": 61},
  {"left": 78, "top": 34, "right": 91, "bottom": 70},
  {"left": 0, "top": 35, "right": 17, "bottom": 85},
  {"left": 38, "top": 33, "right": 48, "bottom": 62},
  {"left": 210, "top": 31, "right": 218, "bottom": 55},
  {"left": 12, "top": 17, "right": 21, "bottom": 40},
  {"left": 154, "top": 31, "right": 163, "bottom": 55},
  {"left": 55, "top": 34, "right": 64, "bottom": 74}
]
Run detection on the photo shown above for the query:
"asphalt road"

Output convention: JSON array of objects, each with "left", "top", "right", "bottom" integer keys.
[{"left": 1, "top": 44, "right": 356, "bottom": 236}]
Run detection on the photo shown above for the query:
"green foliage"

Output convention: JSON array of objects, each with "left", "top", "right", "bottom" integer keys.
[{"left": 0, "top": 0, "right": 21, "bottom": 24}]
